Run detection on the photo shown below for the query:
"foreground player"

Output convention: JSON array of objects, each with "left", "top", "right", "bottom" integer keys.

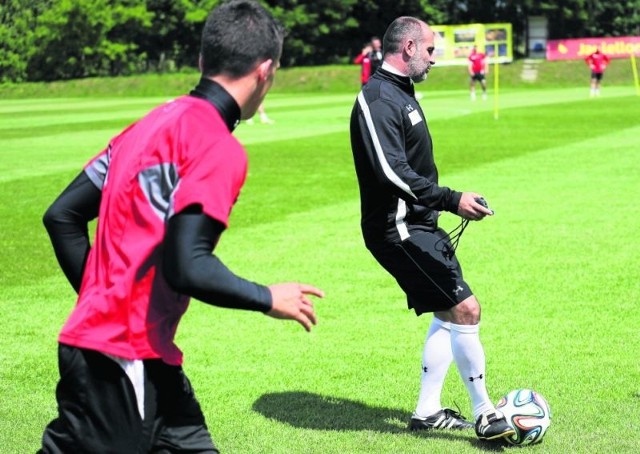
[
  {"left": 468, "top": 46, "right": 488, "bottom": 100},
  {"left": 585, "top": 48, "right": 610, "bottom": 97},
  {"left": 40, "top": 1, "right": 322, "bottom": 451},
  {"left": 350, "top": 16, "right": 513, "bottom": 441}
]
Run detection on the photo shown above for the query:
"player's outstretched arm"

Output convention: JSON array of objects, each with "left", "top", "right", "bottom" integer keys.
[
  {"left": 267, "top": 283, "right": 324, "bottom": 332},
  {"left": 164, "top": 206, "right": 323, "bottom": 330}
]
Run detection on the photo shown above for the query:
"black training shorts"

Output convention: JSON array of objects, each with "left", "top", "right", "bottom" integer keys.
[
  {"left": 369, "top": 228, "right": 473, "bottom": 314},
  {"left": 471, "top": 73, "right": 485, "bottom": 81},
  {"left": 40, "top": 344, "right": 218, "bottom": 453},
  {"left": 591, "top": 72, "right": 603, "bottom": 81}
]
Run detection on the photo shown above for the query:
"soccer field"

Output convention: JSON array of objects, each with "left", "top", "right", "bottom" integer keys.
[{"left": 1, "top": 85, "right": 639, "bottom": 453}]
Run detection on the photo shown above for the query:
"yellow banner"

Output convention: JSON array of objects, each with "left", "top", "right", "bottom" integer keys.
[{"left": 431, "top": 23, "right": 513, "bottom": 66}]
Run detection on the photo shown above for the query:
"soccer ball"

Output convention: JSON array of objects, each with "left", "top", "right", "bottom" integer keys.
[{"left": 496, "top": 389, "right": 551, "bottom": 446}]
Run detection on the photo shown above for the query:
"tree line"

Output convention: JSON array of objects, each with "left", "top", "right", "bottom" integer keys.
[{"left": 1, "top": 0, "right": 638, "bottom": 83}]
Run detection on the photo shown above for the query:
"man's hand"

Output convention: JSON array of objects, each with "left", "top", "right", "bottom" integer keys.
[
  {"left": 267, "top": 283, "right": 324, "bottom": 332},
  {"left": 457, "top": 192, "right": 494, "bottom": 221}
]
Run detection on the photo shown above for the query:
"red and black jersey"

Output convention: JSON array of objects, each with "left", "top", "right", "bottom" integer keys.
[
  {"left": 468, "top": 51, "right": 486, "bottom": 74},
  {"left": 585, "top": 51, "right": 610, "bottom": 73},
  {"left": 58, "top": 80, "right": 256, "bottom": 366}
]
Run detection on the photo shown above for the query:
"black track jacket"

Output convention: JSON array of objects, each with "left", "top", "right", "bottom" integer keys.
[{"left": 350, "top": 66, "right": 462, "bottom": 249}]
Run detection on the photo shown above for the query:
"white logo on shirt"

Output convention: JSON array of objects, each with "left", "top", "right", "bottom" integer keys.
[{"left": 408, "top": 109, "right": 422, "bottom": 126}]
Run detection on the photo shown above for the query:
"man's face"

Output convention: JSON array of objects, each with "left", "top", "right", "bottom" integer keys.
[
  {"left": 407, "top": 26, "right": 435, "bottom": 83},
  {"left": 372, "top": 39, "right": 382, "bottom": 51}
]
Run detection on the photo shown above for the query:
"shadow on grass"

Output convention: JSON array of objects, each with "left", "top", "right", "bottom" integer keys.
[{"left": 253, "top": 391, "right": 508, "bottom": 451}]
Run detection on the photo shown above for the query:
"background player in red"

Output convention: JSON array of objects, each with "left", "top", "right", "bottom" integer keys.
[
  {"left": 39, "top": 1, "right": 323, "bottom": 451},
  {"left": 468, "top": 46, "right": 488, "bottom": 101},
  {"left": 354, "top": 36, "right": 383, "bottom": 86},
  {"left": 585, "top": 48, "right": 611, "bottom": 97}
]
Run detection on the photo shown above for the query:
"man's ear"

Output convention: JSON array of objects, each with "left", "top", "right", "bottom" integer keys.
[
  {"left": 404, "top": 39, "right": 417, "bottom": 58},
  {"left": 256, "top": 59, "right": 274, "bottom": 81}
]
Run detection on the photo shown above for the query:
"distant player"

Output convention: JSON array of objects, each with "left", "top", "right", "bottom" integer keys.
[
  {"left": 585, "top": 48, "right": 611, "bottom": 97},
  {"left": 468, "top": 46, "right": 488, "bottom": 101},
  {"left": 354, "top": 36, "right": 383, "bottom": 86}
]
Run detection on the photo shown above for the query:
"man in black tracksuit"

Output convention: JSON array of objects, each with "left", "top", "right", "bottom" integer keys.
[{"left": 350, "top": 16, "right": 514, "bottom": 441}]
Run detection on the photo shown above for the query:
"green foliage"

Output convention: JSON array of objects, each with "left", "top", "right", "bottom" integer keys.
[
  {"left": 27, "top": 0, "right": 152, "bottom": 80},
  {"left": 1, "top": 0, "right": 638, "bottom": 82},
  {"left": 267, "top": 0, "right": 360, "bottom": 66},
  {"left": 537, "top": 0, "right": 640, "bottom": 38},
  {"left": 0, "top": 0, "right": 43, "bottom": 82}
]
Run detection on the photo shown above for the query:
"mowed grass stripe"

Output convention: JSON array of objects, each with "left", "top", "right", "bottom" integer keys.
[
  {"left": 231, "top": 94, "right": 640, "bottom": 228},
  {"left": 0, "top": 131, "right": 121, "bottom": 183},
  {"left": 0, "top": 117, "right": 145, "bottom": 140},
  {"left": 0, "top": 97, "right": 168, "bottom": 114},
  {"left": 0, "top": 101, "right": 165, "bottom": 121}
]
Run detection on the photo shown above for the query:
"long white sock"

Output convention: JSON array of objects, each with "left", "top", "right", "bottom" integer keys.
[
  {"left": 450, "top": 323, "right": 494, "bottom": 419},
  {"left": 414, "top": 317, "right": 453, "bottom": 418}
]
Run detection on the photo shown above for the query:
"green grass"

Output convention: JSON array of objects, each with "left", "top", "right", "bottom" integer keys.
[{"left": 1, "top": 77, "right": 640, "bottom": 453}]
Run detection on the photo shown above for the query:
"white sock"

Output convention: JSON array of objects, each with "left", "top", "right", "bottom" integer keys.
[
  {"left": 414, "top": 317, "right": 453, "bottom": 418},
  {"left": 450, "top": 323, "right": 494, "bottom": 419}
]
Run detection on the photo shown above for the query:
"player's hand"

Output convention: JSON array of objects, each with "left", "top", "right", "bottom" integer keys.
[
  {"left": 267, "top": 283, "right": 324, "bottom": 332},
  {"left": 457, "top": 192, "right": 493, "bottom": 221}
]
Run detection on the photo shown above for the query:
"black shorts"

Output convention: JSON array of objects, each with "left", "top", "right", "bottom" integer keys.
[
  {"left": 369, "top": 228, "right": 473, "bottom": 314},
  {"left": 40, "top": 344, "right": 218, "bottom": 453},
  {"left": 471, "top": 73, "right": 485, "bottom": 81},
  {"left": 591, "top": 72, "right": 603, "bottom": 81}
]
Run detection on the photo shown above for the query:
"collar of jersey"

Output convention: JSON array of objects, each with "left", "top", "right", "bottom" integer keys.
[
  {"left": 189, "top": 77, "right": 241, "bottom": 132},
  {"left": 375, "top": 67, "right": 415, "bottom": 96}
]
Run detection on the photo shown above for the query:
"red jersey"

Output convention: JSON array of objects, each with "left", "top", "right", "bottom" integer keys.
[
  {"left": 59, "top": 95, "right": 247, "bottom": 365},
  {"left": 468, "top": 51, "right": 486, "bottom": 74},
  {"left": 585, "top": 51, "right": 610, "bottom": 73},
  {"left": 354, "top": 53, "right": 372, "bottom": 84}
]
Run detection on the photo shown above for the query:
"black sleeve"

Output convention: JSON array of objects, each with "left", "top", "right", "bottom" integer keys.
[
  {"left": 42, "top": 171, "right": 102, "bottom": 293},
  {"left": 163, "top": 206, "right": 273, "bottom": 313}
]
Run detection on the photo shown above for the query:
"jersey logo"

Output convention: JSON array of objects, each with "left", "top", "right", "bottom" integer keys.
[{"left": 408, "top": 109, "right": 422, "bottom": 126}]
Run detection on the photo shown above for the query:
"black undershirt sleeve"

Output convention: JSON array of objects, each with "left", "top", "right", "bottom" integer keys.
[
  {"left": 42, "top": 171, "right": 101, "bottom": 293},
  {"left": 163, "top": 206, "right": 272, "bottom": 313}
]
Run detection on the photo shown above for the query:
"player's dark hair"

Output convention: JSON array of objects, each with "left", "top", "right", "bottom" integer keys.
[
  {"left": 383, "top": 17, "right": 423, "bottom": 55},
  {"left": 200, "top": 0, "right": 284, "bottom": 78}
]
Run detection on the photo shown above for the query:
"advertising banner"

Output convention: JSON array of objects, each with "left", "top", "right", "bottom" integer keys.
[
  {"left": 431, "top": 23, "right": 513, "bottom": 66},
  {"left": 546, "top": 37, "right": 640, "bottom": 61}
]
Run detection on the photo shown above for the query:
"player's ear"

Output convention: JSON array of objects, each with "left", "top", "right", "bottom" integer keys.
[
  {"left": 404, "top": 38, "right": 417, "bottom": 58},
  {"left": 256, "top": 59, "right": 274, "bottom": 82}
]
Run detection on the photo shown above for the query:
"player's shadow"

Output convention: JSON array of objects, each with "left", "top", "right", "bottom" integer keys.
[{"left": 253, "top": 391, "right": 507, "bottom": 451}]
